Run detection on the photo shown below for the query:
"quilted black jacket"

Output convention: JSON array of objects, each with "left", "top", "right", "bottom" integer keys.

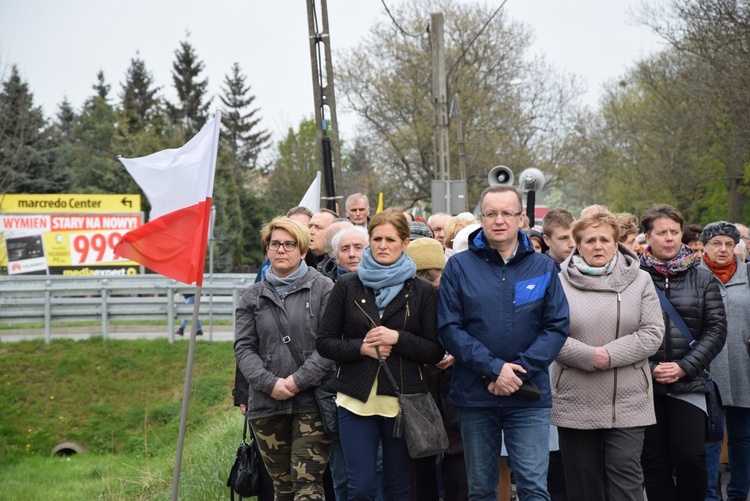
[
  {"left": 316, "top": 272, "right": 444, "bottom": 402},
  {"left": 640, "top": 258, "right": 726, "bottom": 394}
]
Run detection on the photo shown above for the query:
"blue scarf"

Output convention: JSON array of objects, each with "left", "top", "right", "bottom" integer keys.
[
  {"left": 358, "top": 247, "right": 416, "bottom": 315},
  {"left": 336, "top": 266, "right": 351, "bottom": 277}
]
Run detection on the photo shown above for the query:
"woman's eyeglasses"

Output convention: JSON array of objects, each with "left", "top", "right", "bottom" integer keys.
[{"left": 268, "top": 240, "right": 298, "bottom": 251}]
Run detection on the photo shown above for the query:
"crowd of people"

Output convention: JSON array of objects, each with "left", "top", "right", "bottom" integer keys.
[{"left": 233, "top": 189, "right": 750, "bottom": 501}]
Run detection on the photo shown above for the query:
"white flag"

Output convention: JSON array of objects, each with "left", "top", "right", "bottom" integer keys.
[
  {"left": 299, "top": 172, "right": 321, "bottom": 213},
  {"left": 114, "top": 111, "right": 222, "bottom": 285}
]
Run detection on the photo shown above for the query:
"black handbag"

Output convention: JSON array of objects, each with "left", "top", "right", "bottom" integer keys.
[
  {"left": 377, "top": 348, "right": 449, "bottom": 459},
  {"left": 655, "top": 288, "right": 725, "bottom": 443},
  {"left": 227, "top": 417, "right": 261, "bottom": 500},
  {"left": 267, "top": 301, "right": 339, "bottom": 437}
]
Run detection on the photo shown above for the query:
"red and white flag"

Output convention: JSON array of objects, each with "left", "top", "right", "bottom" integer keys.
[{"left": 114, "top": 111, "right": 222, "bottom": 285}]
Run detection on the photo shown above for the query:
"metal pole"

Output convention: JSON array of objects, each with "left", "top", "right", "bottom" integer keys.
[
  {"left": 170, "top": 285, "right": 203, "bottom": 501},
  {"left": 526, "top": 190, "right": 536, "bottom": 227},
  {"left": 208, "top": 205, "right": 215, "bottom": 340},
  {"left": 431, "top": 12, "right": 449, "bottom": 182},
  {"left": 307, "top": 0, "right": 343, "bottom": 204},
  {"left": 322, "top": 137, "right": 336, "bottom": 212}
]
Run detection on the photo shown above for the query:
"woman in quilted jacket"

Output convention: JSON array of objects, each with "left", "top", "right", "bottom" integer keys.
[
  {"left": 317, "top": 208, "right": 444, "bottom": 501},
  {"left": 639, "top": 204, "right": 726, "bottom": 501},
  {"left": 551, "top": 211, "right": 664, "bottom": 500}
]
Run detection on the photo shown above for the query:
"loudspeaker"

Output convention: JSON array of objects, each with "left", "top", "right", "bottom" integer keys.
[
  {"left": 517, "top": 168, "right": 545, "bottom": 192},
  {"left": 487, "top": 166, "right": 514, "bottom": 186}
]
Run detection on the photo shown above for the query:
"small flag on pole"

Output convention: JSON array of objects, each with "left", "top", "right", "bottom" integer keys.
[
  {"left": 114, "top": 111, "right": 222, "bottom": 286},
  {"left": 299, "top": 172, "right": 321, "bottom": 213}
]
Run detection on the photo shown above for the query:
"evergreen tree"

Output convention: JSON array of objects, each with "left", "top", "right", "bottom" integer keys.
[
  {"left": 0, "top": 65, "right": 69, "bottom": 194},
  {"left": 93, "top": 70, "right": 110, "bottom": 101},
  {"left": 120, "top": 55, "right": 159, "bottom": 133},
  {"left": 219, "top": 62, "right": 271, "bottom": 180},
  {"left": 69, "top": 72, "right": 129, "bottom": 194},
  {"left": 53, "top": 97, "right": 76, "bottom": 139},
  {"left": 167, "top": 38, "right": 211, "bottom": 136}
]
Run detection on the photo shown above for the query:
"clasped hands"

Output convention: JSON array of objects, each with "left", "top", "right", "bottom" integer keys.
[
  {"left": 360, "top": 326, "right": 399, "bottom": 360},
  {"left": 652, "top": 361, "right": 687, "bottom": 384},
  {"left": 486, "top": 363, "right": 526, "bottom": 396},
  {"left": 271, "top": 375, "right": 300, "bottom": 400}
]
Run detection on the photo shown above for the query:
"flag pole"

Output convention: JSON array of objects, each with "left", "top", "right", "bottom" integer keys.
[
  {"left": 171, "top": 285, "right": 203, "bottom": 500},
  {"left": 170, "top": 109, "right": 222, "bottom": 500}
]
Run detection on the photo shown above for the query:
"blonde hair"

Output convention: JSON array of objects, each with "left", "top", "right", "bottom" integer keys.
[
  {"left": 572, "top": 212, "right": 619, "bottom": 245},
  {"left": 260, "top": 216, "right": 311, "bottom": 256},
  {"left": 614, "top": 213, "right": 639, "bottom": 243},
  {"left": 444, "top": 216, "right": 476, "bottom": 250}
]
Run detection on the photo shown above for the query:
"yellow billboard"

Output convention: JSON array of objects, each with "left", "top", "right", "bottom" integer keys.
[
  {"left": 0, "top": 195, "right": 143, "bottom": 275},
  {"left": 0, "top": 194, "right": 141, "bottom": 213}
]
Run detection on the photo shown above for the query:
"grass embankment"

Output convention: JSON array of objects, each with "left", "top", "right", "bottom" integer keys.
[{"left": 0, "top": 338, "right": 249, "bottom": 499}]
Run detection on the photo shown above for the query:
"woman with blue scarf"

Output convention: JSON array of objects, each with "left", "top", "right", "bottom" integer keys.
[{"left": 317, "top": 208, "right": 445, "bottom": 501}]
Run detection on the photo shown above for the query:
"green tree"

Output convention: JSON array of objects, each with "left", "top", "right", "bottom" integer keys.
[
  {"left": 68, "top": 72, "right": 130, "bottom": 194},
  {"left": 264, "top": 119, "right": 319, "bottom": 215},
  {"left": 167, "top": 38, "right": 211, "bottom": 137},
  {"left": 52, "top": 97, "right": 76, "bottom": 139},
  {"left": 119, "top": 55, "right": 160, "bottom": 133},
  {"left": 219, "top": 62, "right": 271, "bottom": 181},
  {"left": 336, "top": 0, "right": 581, "bottom": 210},
  {"left": 638, "top": 0, "right": 750, "bottom": 221},
  {"left": 0, "top": 65, "right": 69, "bottom": 194}
]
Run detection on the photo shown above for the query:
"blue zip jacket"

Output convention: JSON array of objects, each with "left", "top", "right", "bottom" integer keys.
[{"left": 437, "top": 228, "right": 569, "bottom": 408}]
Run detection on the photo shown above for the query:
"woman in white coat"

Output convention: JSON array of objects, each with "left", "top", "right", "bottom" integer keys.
[{"left": 551, "top": 211, "right": 664, "bottom": 501}]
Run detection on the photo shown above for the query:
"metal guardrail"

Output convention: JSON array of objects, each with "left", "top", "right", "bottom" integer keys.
[{"left": 0, "top": 274, "right": 257, "bottom": 343}]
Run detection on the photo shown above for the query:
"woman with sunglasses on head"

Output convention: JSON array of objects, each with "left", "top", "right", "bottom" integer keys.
[
  {"left": 235, "top": 216, "right": 334, "bottom": 501},
  {"left": 317, "top": 208, "right": 445, "bottom": 501}
]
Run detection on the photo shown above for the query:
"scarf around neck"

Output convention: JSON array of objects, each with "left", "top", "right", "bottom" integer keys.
[
  {"left": 357, "top": 247, "right": 416, "bottom": 315},
  {"left": 703, "top": 253, "right": 737, "bottom": 284},
  {"left": 642, "top": 243, "right": 696, "bottom": 277},
  {"left": 265, "top": 261, "right": 308, "bottom": 298},
  {"left": 572, "top": 252, "right": 618, "bottom": 276}
]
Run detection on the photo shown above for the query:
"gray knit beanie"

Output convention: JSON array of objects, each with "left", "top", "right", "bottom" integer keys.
[{"left": 700, "top": 221, "right": 740, "bottom": 245}]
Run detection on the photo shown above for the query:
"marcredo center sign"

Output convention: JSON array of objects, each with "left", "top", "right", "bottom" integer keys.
[
  {"left": 0, "top": 194, "right": 140, "bottom": 213},
  {"left": 0, "top": 195, "right": 143, "bottom": 276}
]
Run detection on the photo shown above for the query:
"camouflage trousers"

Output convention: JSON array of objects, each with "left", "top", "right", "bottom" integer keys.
[{"left": 251, "top": 412, "right": 332, "bottom": 501}]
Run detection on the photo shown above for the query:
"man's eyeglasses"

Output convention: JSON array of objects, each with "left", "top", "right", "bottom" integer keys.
[
  {"left": 268, "top": 240, "right": 298, "bottom": 251},
  {"left": 481, "top": 211, "right": 522, "bottom": 221}
]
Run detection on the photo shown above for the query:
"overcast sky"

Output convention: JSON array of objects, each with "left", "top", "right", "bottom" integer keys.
[{"left": 0, "top": 0, "right": 664, "bottom": 141}]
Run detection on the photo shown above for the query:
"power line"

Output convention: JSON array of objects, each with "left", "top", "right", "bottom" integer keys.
[
  {"left": 380, "top": 0, "right": 429, "bottom": 38},
  {"left": 447, "top": 0, "right": 509, "bottom": 79}
]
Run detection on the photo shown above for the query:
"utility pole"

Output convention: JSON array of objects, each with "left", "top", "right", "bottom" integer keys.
[
  {"left": 430, "top": 12, "right": 466, "bottom": 214},
  {"left": 431, "top": 12, "right": 449, "bottom": 182},
  {"left": 453, "top": 93, "right": 467, "bottom": 182},
  {"left": 306, "top": 0, "right": 342, "bottom": 212}
]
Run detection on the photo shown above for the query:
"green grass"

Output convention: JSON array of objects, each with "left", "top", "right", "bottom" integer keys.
[{"left": 0, "top": 337, "right": 249, "bottom": 499}]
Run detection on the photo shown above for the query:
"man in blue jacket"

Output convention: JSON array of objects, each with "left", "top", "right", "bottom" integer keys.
[{"left": 438, "top": 185, "right": 569, "bottom": 501}]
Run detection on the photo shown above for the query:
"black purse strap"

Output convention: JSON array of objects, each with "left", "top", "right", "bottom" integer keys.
[
  {"left": 265, "top": 297, "right": 305, "bottom": 369},
  {"left": 655, "top": 287, "right": 696, "bottom": 347},
  {"left": 376, "top": 347, "right": 401, "bottom": 396}
]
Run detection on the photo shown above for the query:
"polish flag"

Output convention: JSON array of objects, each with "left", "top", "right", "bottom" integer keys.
[{"left": 114, "top": 111, "right": 222, "bottom": 285}]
